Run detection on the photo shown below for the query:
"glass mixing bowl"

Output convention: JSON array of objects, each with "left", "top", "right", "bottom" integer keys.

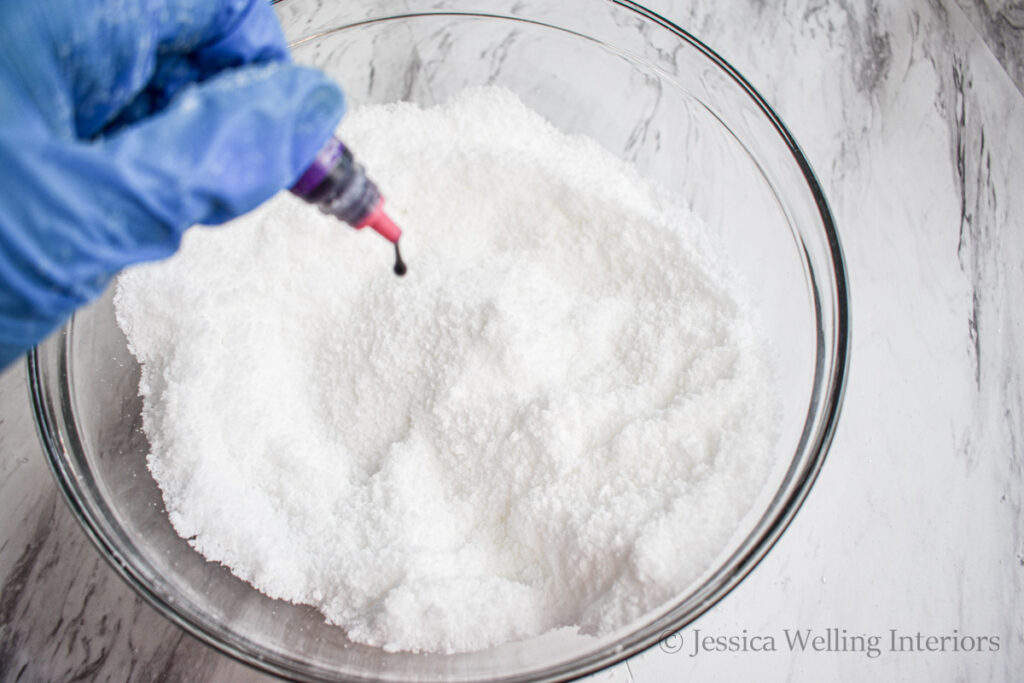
[{"left": 29, "top": 0, "right": 849, "bottom": 680}]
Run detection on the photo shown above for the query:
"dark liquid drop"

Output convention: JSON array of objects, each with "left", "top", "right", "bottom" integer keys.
[{"left": 393, "top": 242, "right": 407, "bottom": 277}]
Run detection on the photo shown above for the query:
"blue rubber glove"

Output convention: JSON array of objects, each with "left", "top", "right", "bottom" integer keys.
[{"left": 0, "top": 0, "right": 345, "bottom": 369}]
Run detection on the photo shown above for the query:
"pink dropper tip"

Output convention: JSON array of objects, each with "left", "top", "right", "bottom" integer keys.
[{"left": 356, "top": 201, "right": 402, "bottom": 243}]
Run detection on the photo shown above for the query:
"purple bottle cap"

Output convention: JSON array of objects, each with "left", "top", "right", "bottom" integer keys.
[{"left": 291, "top": 136, "right": 344, "bottom": 197}]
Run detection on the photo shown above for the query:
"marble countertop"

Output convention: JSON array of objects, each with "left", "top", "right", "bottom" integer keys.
[{"left": 2, "top": 0, "right": 1022, "bottom": 680}]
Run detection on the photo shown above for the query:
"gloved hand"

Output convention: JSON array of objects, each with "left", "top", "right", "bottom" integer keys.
[{"left": 0, "top": 0, "right": 345, "bottom": 369}]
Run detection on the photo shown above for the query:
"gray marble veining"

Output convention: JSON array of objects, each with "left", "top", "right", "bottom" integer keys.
[
  {"left": 956, "top": 0, "right": 1024, "bottom": 96},
  {"left": 0, "top": 364, "right": 270, "bottom": 682},
  {"left": 2, "top": 0, "right": 1024, "bottom": 681}
]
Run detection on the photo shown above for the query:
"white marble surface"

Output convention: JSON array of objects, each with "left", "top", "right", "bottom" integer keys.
[{"left": 2, "top": 0, "right": 1023, "bottom": 680}]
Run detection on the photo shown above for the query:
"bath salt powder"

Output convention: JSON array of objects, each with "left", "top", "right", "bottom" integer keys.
[{"left": 114, "top": 87, "right": 779, "bottom": 654}]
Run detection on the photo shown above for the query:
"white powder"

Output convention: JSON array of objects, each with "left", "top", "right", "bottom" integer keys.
[{"left": 114, "top": 87, "right": 778, "bottom": 654}]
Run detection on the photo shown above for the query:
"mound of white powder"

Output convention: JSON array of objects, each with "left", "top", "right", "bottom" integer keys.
[{"left": 114, "top": 87, "right": 778, "bottom": 654}]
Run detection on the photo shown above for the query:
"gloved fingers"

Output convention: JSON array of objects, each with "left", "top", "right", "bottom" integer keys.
[
  {"left": 63, "top": 0, "right": 291, "bottom": 138},
  {"left": 0, "top": 61, "right": 341, "bottom": 364},
  {"left": 0, "top": 1, "right": 337, "bottom": 369},
  {"left": 101, "top": 54, "right": 202, "bottom": 134},
  {"left": 154, "top": 0, "right": 290, "bottom": 68},
  {"left": 1, "top": 0, "right": 295, "bottom": 139},
  {"left": 115, "top": 0, "right": 294, "bottom": 132},
  {"left": 183, "top": 0, "right": 292, "bottom": 71},
  {"left": 103, "top": 0, "right": 296, "bottom": 136},
  {"left": 102, "top": 61, "right": 344, "bottom": 230}
]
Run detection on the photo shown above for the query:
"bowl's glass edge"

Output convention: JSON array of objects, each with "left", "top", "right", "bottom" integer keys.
[{"left": 25, "top": 2, "right": 851, "bottom": 680}]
